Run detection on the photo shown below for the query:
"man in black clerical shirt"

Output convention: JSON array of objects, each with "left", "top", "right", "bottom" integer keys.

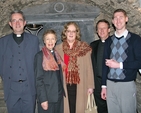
[
  {"left": 0, "top": 10, "right": 39, "bottom": 113},
  {"left": 90, "top": 19, "right": 110, "bottom": 113}
]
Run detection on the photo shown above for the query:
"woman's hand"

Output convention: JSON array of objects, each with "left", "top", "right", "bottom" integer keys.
[
  {"left": 87, "top": 88, "right": 93, "bottom": 94},
  {"left": 41, "top": 101, "right": 48, "bottom": 110}
]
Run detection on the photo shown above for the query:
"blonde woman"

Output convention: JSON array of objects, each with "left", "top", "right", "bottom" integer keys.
[{"left": 56, "top": 22, "right": 94, "bottom": 113}]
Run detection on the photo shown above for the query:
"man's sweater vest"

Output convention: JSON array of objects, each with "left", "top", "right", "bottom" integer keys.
[{"left": 108, "top": 36, "right": 129, "bottom": 80}]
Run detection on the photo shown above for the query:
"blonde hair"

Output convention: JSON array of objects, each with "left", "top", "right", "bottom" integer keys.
[{"left": 61, "top": 22, "right": 81, "bottom": 41}]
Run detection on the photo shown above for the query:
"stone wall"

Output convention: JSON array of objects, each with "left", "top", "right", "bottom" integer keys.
[
  {"left": 0, "top": 0, "right": 141, "bottom": 112},
  {"left": 1, "top": 0, "right": 141, "bottom": 38}
]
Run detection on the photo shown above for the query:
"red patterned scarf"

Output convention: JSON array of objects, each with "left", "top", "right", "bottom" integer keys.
[
  {"left": 63, "top": 40, "right": 92, "bottom": 84},
  {"left": 42, "top": 46, "right": 66, "bottom": 71}
]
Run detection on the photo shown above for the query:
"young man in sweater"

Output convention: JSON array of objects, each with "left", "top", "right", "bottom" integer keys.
[{"left": 101, "top": 9, "right": 141, "bottom": 113}]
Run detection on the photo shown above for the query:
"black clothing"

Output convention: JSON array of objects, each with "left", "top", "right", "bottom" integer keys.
[
  {"left": 34, "top": 51, "right": 65, "bottom": 113},
  {"left": 67, "top": 84, "right": 77, "bottom": 113},
  {"left": 90, "top": 40, "right": 108, "bottom": 113},
  {"left": 13, "top": 33, "right": 24, "bottom": 44}
]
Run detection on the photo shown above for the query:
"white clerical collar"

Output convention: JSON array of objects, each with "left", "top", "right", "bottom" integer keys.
[
  {"left": 115, "top": 29, "right": 128, "bottom": 38},
  {"left": 16, "top": 34, "right": 21, "bottom": 37},
  {"left": 50, "top": 50, "right": 53, "bottom": 53},
  {"left": 101, "top": 40, "right": 105, "bottom": 43}
]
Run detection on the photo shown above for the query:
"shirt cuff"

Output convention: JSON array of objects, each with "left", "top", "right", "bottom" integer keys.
[
  {"left": 101, "top": 85, "right": 107, "bottom": 88},
  {"left": 139, "top": 69, "right": 141, "bottom": 74},
  {"left": 120, "top": 62, "right": 123, "bottom": 69}
]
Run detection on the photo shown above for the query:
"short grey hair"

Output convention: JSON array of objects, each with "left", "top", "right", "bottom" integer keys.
[{"left": 9, "top": 10, "right": 25, "bottom": 21}]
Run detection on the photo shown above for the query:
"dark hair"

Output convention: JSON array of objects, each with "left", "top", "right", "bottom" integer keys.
[
  {"left": 112, "top": 9, "right": 127, "bottom": 19},
  {"left": 96, "top": 19, "right": 110, "bottom": 31},
  {"left": 42, "top": 29, "right": 57, "bottom": 41},
  {"left": 9, "top": 10, "right": 25, "bottom": 21},
  {"left": 61, "top": 22, "right": 81, "bottom": 41}
]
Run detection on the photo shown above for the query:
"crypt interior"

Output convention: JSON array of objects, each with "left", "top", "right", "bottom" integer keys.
[{"left": 1, "top": 0, "right": 141, "bottom": 113}]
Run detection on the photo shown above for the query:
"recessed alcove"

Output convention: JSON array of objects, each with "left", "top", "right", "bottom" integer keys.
[{"left": 22, "top": 2, "right": 100, "bottom": 49}]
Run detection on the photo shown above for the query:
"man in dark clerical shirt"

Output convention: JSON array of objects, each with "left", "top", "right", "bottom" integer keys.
[
  {"left": 0, "top": 10, "right": 40, "bottom": 113},
  {"left": 90, "top": 19, "right": 110, "bottom": 113}
]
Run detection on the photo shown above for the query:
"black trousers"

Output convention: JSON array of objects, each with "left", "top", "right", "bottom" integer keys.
[{"left": 67, "top": 84, "right": 77, "bottom": 113}]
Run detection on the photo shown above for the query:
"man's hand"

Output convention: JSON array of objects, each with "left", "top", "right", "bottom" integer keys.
[
  {"left": 105, "top": 59, "right": 120, "bottom": 68},
  {"left": 41, "top": 101, "right": 48, "bottom": 110},
  {"left": 101, "top": 88, "right": 107, "bottom": 100}
]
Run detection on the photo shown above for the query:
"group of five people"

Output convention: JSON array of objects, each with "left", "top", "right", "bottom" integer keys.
[{"left": 0, "top": 8, "right": 141, "bottom": 113}]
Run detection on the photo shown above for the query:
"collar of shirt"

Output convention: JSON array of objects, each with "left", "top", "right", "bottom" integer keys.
[
  {"left": 13, "top": 33, "right": 24, "bottom": 38},
  {"left": 101, "top": 40, "right": 105, "bottom": 43},
  {"left": 13, "top": 33, "right": 24, "bottom": 44},
  {"left": 115, "top": 29, "right": 128, "bottom": 38}
]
